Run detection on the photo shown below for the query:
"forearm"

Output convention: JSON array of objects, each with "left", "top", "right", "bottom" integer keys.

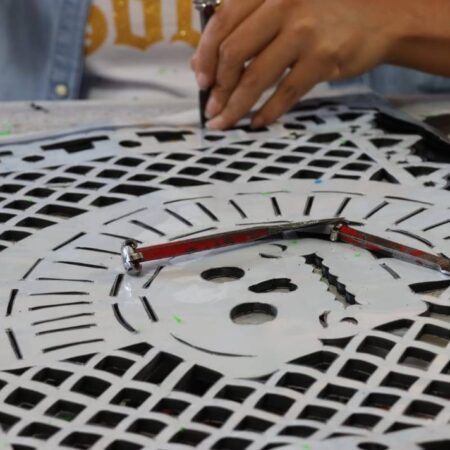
[{"left": 388, "top": 0, "right": 450, "bottom": 76}]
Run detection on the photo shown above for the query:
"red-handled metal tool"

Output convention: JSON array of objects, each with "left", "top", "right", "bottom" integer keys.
[
  {"left": 332, "top": 223, "right": 450, "bottom": 276},
  {"left": 121, "top": 218, "right": 342, "bottom": 274},
  {"left": 121, "top": 218, "right": 450, "bottom": 276}
]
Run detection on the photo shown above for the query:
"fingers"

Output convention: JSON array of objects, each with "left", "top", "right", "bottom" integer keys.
[
  {"left": 252, "top": 58, "right": 334, "bottom": 128},
  {"left": 205, "top": 2, "right": 283, "bottom": 118},
  {"left": 206, "top": 33, "right": 300, "bottom": 130},
  {"left": 194, "top": 0, "right": 264, "bottom": 89}
]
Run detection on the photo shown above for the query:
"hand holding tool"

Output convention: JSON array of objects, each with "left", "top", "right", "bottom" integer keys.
[{"left": 193, "top": 0, "right": 221, "bottom": 127}]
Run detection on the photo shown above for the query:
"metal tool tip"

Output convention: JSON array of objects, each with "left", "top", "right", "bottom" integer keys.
[
  {"left": 193, "top": 0, "right": 221, "bottom": 7},
  {"left": 121, "top": 239, "right": 142, "bottom": 275}
]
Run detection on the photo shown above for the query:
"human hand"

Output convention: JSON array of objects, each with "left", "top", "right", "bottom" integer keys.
[{"left": 192, "top": 0, "right": 404, "bottom": 129}]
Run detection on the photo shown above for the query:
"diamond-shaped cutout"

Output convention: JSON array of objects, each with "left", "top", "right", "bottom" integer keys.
[
  {"left": 255, "top": 394, "right": 294, "bottom": 415},
  {"left": 405, "top": 400, "right": 443, "bottom": 419},
  {"left": 110, "top": 388, "right": 150, "bottom": 408},
  {"left": 170, "top": 429, "right": 209, "bottom": 446},
  {"left": 381, "top": 372, "right": 418, "bottom": 390},
  {"left": 212, "top": 438, "right": 251, "bottom": 450},
  {"left": 416, "top": 324, "right": 450, "bottom": 348},
  {"left": 298, "top": 405, "right": 336, "bottom": 422},
  {"left": 424, "top": 380, "right": 450, "bottom": 400},
  {"left": 357, "top": 336, "right": 395, "bottom": 358},
  {"left": 95, "top": 356, "right": 134, "bottom": 376},
  {"left": 32, "top": 368, "right": 72, "bottom": 386},
  {"left": 279, "top": 425, "right": 316, "bottom": 437},
  {"left": 361, "top": 393, "right": 399, "bottom": 410},
  {"left": 19, "top": 422, "right": 59, "bottom": 439},
  {"left": 5, "top": 388, "right": 45, "bottom": 409},
  {"left": 0, "top": 412, "right": 19, "bottom": 432},
  {"left": 398, "top": 347, "right": 436, "bottom": 370},
  {"left": 276, "top": 372, "right": 315, "bottom": 393},
  {"left": 174, "top": 365, "right": 222, "bottom": 396},
  {"left": 127, "top": 419, "right": 166, "bottom": 437},
  {"left": 318, "top": 384, "right": 356, "bottom": 404},
  {"left": 60, "top": 432, "right": 101, "bottom": 448},
  {"left": 215, "top": 385, "right": 254, "bottom": 403},
  {"left": 343, "top": 413, "right": 381, "bottom": 429},
  {"left": 338, "top": 359, "right": 377, "bottom": 382},
  {"left": 152, "top": 398, "right": 189, "bottom": 417},
  {"left": 193, "top": 406, "right": 232, "bottom": 428},
  {"left": 133, "top": 352, "right": 182, "bottom": 385},
  {"left": 88, "top": 410, "right": 127, "bottom": 428},
  {"left": 235, "top": 416, "right": 273, "bottom": 432},
  {"left": 45, "top": 400, "right": 85, "bottom": 421},
  {"left": 71, "top": 376, "right": 111, "bottom": 398}
]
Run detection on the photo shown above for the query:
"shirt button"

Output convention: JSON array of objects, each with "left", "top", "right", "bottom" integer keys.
[{"left": 54, "top": 83, "right": 68, "bottom": 98}]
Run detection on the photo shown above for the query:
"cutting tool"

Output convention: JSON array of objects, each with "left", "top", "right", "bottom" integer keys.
[{"left": 121, "top": 218, "right": 450, "bottom": 276}]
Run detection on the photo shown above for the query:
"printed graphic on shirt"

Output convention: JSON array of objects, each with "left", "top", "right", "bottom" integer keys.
[
  {"left": 85, "top": 0, "right": 200, "bottom": 55},
  {"left": 83, "top": 0, "right": 201, "bottom": 100}
]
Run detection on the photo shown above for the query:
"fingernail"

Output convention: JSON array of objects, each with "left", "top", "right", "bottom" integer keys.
[
  {"left": 207, "top": 115, "right": 226, "bottom": 130},
  {"left": 206, "top": 96, "right": 221, "bottom": 119},
  {"left": 196, "top": 72, "right": 210, "bottom": 89},
  {"left": 251, "top": 116, "right": 265, "bottom": 129}
]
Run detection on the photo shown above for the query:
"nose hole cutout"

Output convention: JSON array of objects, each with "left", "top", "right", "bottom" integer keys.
[
  {"left": 249, "top": 278, "right": 297, "bottom": 294},
  {"left": 259, "top": 244, "right": 288, "bottom": 259},
  {"left": 231, "top": 303, "right": 277, "bottom": 325},
  {"left": 201, "top": 267, "right": 245, "bottom": 283},
  {"left": 341, "top": 317, "right": 358, "bottom": 325}
]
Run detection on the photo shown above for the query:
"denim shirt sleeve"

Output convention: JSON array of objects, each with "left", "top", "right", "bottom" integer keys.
[
  {"left": 0, "top": 0, "right": 91, "bottom": 101},
  {"left": 364, "top": 65, "right": 450, "bottom": 95}
]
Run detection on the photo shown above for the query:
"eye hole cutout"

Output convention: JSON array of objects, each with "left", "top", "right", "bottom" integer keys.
[
  {"left": 249, "top": 278, "right": 297, "bottom": 294},
  {"left": 231, "top": 302, "right": 277, "bottom": 325},
  {"left": 201, "top": 267, "right": 245, "bottom": 283}
]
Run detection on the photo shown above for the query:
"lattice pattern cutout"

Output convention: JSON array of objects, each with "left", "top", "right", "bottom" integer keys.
[
  {"left": 0, "top": 134, "right": 411, "bottom": 252},
  {"left": 0, "top": 100, "right": 449, "bottom": 188},
  {"left": 2, "top": 98, "right": 449, "bottom": 253},
  {"left": 0, "top": 180, "right": 449, "bottom": 449},
  {"left": 3, "top": 325, "right": 450, "bottom": 450}
]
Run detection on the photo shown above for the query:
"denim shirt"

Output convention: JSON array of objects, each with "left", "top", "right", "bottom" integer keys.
[
  {"left": 0, "top": 0, "right": 91, "bottom": 101},
  {"left": 1, "top": 0, "right": 450, "bottom": 101}
]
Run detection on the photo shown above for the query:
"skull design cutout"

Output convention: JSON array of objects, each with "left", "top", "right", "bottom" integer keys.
[{"left": 116, "top": 238, "right": 428, "bottom": 378}]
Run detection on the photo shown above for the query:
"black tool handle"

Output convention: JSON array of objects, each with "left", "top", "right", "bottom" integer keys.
[
  {"left": 199, "top": 88, "right": 211, "bottom": 127},
  {"left": 198, "top": 4, "right": 216, "bottom": 127},
  {"left": 200, "top": 4, "right": 216, "bottom": 29}
]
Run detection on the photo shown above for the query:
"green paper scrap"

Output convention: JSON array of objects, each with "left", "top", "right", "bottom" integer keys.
[
  {"left": 260, "top": 192, "right": 273, "bottom": 197},
  {"left": 0, "top": 129, "right": 11, "bottom": 136},
  {"left": 302, "top": 445, "right": 312, "bottom": 450},
  {"left": 173, "top": 315, "right": 183, "bottom": 324},
  {"left": 59, "top": 413, "right": 73, "bottom": 421},
  {"left": 354, "top": 252, "right": 361, "bottom": 257}
]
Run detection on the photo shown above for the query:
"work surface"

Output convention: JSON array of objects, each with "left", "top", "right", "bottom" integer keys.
[
  {"left": 0, "top": 94, "right": 449, "bottom": 450},
  {"left": 1, "top": 93, "right": 450, "bottom": 137}
]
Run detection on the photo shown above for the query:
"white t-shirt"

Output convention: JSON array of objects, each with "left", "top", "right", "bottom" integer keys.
[{"left": 84, "top": 0, "right": 201, "bottom": 100}]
